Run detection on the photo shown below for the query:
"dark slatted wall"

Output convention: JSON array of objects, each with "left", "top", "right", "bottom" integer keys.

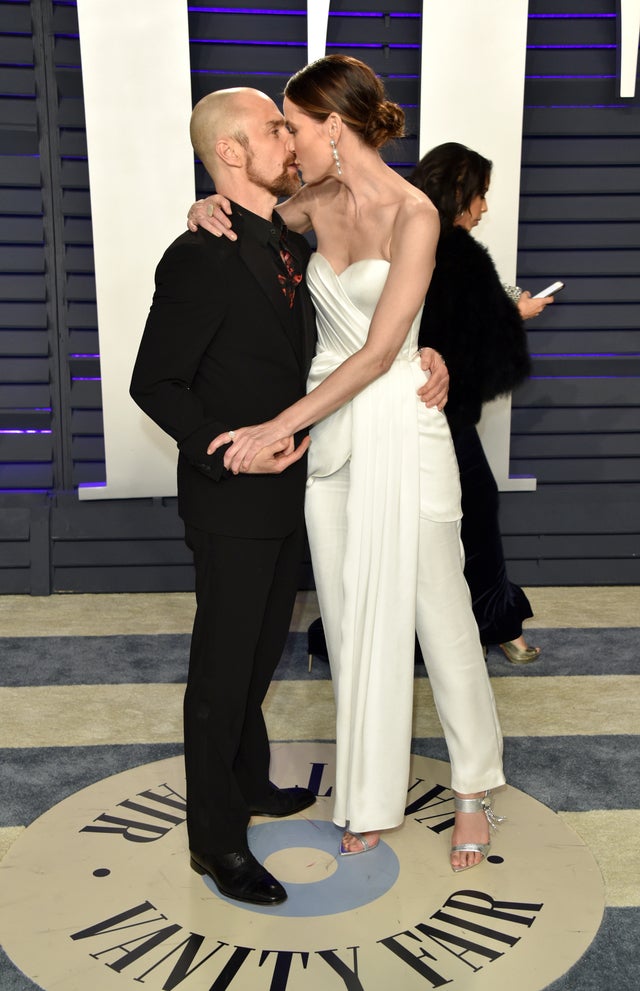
[
  {"left": 502, "top": 0, "right": 640, "bottom": 585},
  {"left": 0, "top": 0, "right": 637, "bottom": 593}
]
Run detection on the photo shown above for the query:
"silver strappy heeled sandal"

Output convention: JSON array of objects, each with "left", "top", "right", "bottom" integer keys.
[{"left": 450, "top": 791, "right": 504, "bottom": 873}]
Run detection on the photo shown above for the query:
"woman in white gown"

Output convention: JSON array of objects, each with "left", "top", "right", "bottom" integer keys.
[{"left": 206, "top": 55, "right": 505, "bottom": 871}]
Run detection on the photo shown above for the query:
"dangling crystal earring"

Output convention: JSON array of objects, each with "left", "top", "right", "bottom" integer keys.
[{"left": 330, "top": 138, "right": 342, "bottom": 176}]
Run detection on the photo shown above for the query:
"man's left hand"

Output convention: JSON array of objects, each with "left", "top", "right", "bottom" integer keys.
[{"left": 417, "top": 347, "right": 449, "bottom": 410}]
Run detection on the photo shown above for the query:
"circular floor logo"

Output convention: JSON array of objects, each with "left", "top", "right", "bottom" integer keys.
[{"left": 0, "top": 744, "right": 604, "bottom": 990}]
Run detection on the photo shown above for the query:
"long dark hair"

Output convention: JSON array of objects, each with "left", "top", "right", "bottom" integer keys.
[
  {"left": 410, "top": 142, "right": 492, "bottom": 231},
  {"left": 284, "top": 54, "right": 405, "bottom": 150}
]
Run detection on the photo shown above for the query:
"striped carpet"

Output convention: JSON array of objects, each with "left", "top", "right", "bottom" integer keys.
[{"left": 0, "top": 587, "right": 639, "bottom": 990}]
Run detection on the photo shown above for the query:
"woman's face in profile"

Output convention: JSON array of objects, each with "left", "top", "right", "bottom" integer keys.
[
  {"left": 283, "top": 97, "right": 335, "bottom": 184},
  {"left": 455, "top": 183, "right": 489, "bottom": 231}
]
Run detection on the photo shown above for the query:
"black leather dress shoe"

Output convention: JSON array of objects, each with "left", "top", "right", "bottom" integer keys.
[
  {"left": 249, "top": 786, "right": 316, "bottom": 818},
  {"left": 190, "top": 849, "right": 287, "bottom": 905}
]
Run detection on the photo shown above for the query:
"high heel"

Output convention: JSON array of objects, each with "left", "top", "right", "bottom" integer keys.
[
  {"left": 499, "top": 641, "right": 540, "bottom": 664},
  {"left": 450, "top": 791, "right": 504, "bottom": 873},
  {"left": 339, "top": 831, "right": 380, "bottom": 857}
]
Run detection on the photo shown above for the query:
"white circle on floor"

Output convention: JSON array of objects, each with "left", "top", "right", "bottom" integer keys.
[
  {"left": 0, "top": 743, "right": 605, "bottom": 991},
  {"left": 263, "top": 845, "right": 338, "bottom": 883}
]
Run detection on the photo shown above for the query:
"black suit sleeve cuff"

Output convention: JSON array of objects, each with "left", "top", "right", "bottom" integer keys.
[{"left": 179, "top": 422, "right": 232, "bottom": 481}]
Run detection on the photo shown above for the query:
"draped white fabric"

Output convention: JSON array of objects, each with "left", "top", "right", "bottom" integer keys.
[{"left": 305, "top": 256, "right": 469, "bottom": 830}]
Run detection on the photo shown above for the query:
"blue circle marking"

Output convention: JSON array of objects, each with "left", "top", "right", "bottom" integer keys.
[{"left": 200, "top": 819, "right": 400, "bottom": 917}]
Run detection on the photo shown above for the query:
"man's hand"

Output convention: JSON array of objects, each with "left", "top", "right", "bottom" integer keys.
[
  {"left": 208, "top": 430, "right": 309, "bottom": 474},
  {"left": 187, "top": 195, "right": 237, "bottom": 240},
  {"left": 417, "top": 347, "right": 449, "bottom": 410}
]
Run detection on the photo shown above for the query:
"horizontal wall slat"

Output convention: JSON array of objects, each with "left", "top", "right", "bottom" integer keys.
[
  {"left": 524, "top": 303, "right": 639, "bottom": 330},
  {"left": 510, "top": 434, "right": 640, "bottom": 458},
  {"left": 52, "top": 565, "right": 196, "bottom": 594},
  {"left": 0, "top": 65, "right": 35, "bottom": 97},
  {"left": 508, "top": 559, "right": 640, "bottom": 585},
  {"left": 509, "top": 459, "right": 640, "bottom": 483},
  {"left": 0, "top": 302, "right": 47, "bottom": 327},
  {"left": 0, "top": 154, "right": 40, "bottom": 186},
  {"left": 529, "top": 356, "right": 640, "bottom": 375},
  {"left": 1, "top": 356, "right": 50, "bottom": 382},
  {"left": 500, "top": 483, "right": 639, "bottom": 534},
  {"left": 70, "top": 409, "right": 104, "bottom": 434},
  {"left": 0, "top": 463, "right": 53, "bottom": 487},
  {"left": 52, "top": 499, "right": 184, "bottom": 540},
  {"left": 519, "top": 196, "right": 640, "bottom": 222},
  {"left": 0, "top": 274, "right": 46, "bottom": 300},
  {"left": 519, "top": 223, "right": 640, "bottom": 250},
  {"left": 515, "top": 378, "right": 640, "bottom": 406},
  {"left": 510, "top": 408, "right": 640, "bottom": 434},
  {"left": 518, "top": 249, "right": 640, "bottom": 278},
  {"left": 0, "top": 188, "right": 42, "bottom": 213},
  {"left": 0, "top": 36, "right": 33, "bottom": 64},
  {"left": 0, "top": 245, "right": 45, "bottom": 271},
  {"left": 521, "top": 138, "right": 640, "bottom": 167},
  {"left": 529, "top": 330, "right": 640, "bottom": 353},
  {"left": 0, "top": 217, "right": 44, "bottom": 243},
  {"left": 0, "top": 434, "right": 52, "bottom": 460},
  {"left": 521, "top": 167, "right": 640, "bottom": 196},
  {"left": 0, "top": 329, "right": 48, "bottom": 356},
  {"left": 0, "top": 508, "right": 30, "bottom": 540},
  {"left": 52, "top": 539, "right": 191, "bottom": 567},
  {"left": 68, "top": 380, "right": 102, "bottom": 407},
  {"left": 502, "top": 533, "right": 640, "bottom": 559},
  {"left": 71, "top": 436, "right": 105, "bottom": 460},
  {"left": 0, "top": 383, "right": 50, "bottom": 406}
]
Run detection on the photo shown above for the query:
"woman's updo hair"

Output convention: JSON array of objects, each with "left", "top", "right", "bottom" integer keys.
[
  {"left": 284, "top": 54, "right": 405, "bottom": 149},
  {"left": 410, "top": 142, "right": 492, "bottom": 231}
]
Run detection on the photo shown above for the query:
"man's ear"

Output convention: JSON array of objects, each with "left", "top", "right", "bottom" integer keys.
[{"left": 215, "top": 138, "right": 243, "bottom": 168}]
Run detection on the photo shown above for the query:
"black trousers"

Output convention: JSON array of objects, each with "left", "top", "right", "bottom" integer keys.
[
  {"left": 454, "top": 425, "right": 533, "bottom": 645},
  {"left": 183, "top": 522, "right": 304, "bottom": 854}
]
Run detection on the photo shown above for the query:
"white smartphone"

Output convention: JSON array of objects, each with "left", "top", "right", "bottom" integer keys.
[{"left": 533, "top": 280, "right": 565, "bottom": 298}]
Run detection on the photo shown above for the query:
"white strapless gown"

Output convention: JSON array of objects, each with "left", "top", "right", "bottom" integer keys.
[{"left": 304, "top": 255, "right": 504, "bottom": 833}]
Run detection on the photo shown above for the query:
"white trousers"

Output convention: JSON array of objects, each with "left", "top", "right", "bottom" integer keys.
[{"left": 306, "top": 460, "right": 505, "bottom": 832}]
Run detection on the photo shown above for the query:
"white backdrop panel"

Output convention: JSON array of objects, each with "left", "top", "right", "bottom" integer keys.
[
  {"left": 76, "top": 0, "right": 194, "bottom": 500},
  {"left": 420, "top": 0, "right": 535, "bottom": 491}
]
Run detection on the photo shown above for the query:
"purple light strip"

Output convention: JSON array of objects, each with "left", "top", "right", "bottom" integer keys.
[
  {"left": 528, "top": 44, "right": 616, "bottom": 50},
  {"left": 191, "top": 39, "right": 419, "bottom": 48},
  {"left": 0, "top": 429, "right": 52, "bottom": 435},
  {"left": 72, "top": 376, "right": 101, "bottom": 382},
  {"left": 525, "top": 104, "right": 626, "bottom": 109},
  {"left": 70, "top": 353, "right": 100, "bottom": 359},
  {"left": 78, "top": 482, "right": 106, "bottom": 489},
  {"left": 528, "top": 12, "right": 615, "bottom": 18},
  {"left": 531, "top": 353, "right": 640, "bottom": 359},
  {"left": 526, "top": 74, "right": 616, "bottom": 80},
  {"left": 187, "top": 6, "right": 418, "bottom": 15},
  {"left": 530, "top": 375, "right": 638, "bottom": 380}
]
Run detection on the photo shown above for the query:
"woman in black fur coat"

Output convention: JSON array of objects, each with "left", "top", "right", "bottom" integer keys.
[{"left": 413, "top": 142, "right": 553, "bottom": 663}]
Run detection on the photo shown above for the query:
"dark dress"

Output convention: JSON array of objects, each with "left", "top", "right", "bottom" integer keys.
[{"left": 418, "top": 225, "right": 532, "bottom": 645}]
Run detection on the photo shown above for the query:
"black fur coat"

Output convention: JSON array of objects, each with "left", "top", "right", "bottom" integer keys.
[{"left": 419, "top": 227, "right": 531, "bottom": 435}]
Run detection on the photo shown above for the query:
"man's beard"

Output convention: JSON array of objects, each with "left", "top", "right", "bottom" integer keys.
[{"left": 246, "top": 154, "right": 301, "bottom": 198}]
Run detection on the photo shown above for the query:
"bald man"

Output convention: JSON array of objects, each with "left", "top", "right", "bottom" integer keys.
[{"left": 130, "top": 89, "right": 317, "bottom": 906}]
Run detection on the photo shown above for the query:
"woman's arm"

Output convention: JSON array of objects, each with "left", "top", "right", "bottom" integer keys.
[
  {"left": 214, "top": 200, "right": 439, "bottom": 472},
  {"left": 186, "top": 184, "right": 314, "bottom": 239}
]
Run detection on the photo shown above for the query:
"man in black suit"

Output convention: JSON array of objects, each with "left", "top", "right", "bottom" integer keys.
[{"left": 130, "top": 88, "right": 317, "bottom": 906}]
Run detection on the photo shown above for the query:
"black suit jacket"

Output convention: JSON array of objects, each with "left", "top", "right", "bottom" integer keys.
[{"left": 130, "top": 206, "right": 317, "bottom": 538}]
